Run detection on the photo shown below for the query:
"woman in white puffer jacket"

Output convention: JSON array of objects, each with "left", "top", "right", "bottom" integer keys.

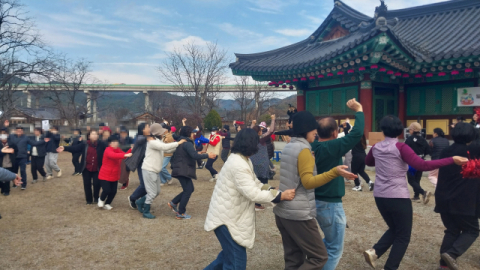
[{"left": 203, "top": 129, "right": 296, "bottom": 270}]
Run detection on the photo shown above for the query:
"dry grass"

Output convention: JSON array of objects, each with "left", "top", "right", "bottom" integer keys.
[{"left": 0, "top": 153, "right": 479, "bottom": 269}]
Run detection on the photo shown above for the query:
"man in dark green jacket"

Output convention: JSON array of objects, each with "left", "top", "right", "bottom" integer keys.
[{"left": 310, "top": 98, "right": 364, "bottom": 270}]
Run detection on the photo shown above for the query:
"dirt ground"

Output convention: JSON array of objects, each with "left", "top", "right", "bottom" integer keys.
[{"left": 0, "top": 153, "right": 480, "bottom": 270}]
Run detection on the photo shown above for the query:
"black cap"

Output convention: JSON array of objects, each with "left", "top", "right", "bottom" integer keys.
[
  {"left": 211, "top": 126, "right": 219, "bottom": 131},
  {"left": 223, "top": 125, "right": 230, "bottom": 131},
  {"left": 293, "top": 111, "right": 319, "bottom": 135},
  {"left": 107, "top": 135, "right": 119, "bottom": 143}
]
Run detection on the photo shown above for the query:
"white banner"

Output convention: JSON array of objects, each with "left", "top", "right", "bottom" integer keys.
[
  {"left": 458, "top": 87, "right": 480, "bottom": 107},
  {"left": 42, "top": 120, "right": 50, "bottom": 131}
]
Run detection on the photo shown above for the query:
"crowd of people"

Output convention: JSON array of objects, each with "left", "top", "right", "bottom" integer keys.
[{"left": 1, "top": 100, "right": 479, "bottom": 270}]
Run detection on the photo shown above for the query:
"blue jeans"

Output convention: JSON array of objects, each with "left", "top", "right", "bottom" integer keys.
[
  {"left": 204, "top": 225, "right": 247, "bottom": 270},
  {"left": 160, "top": 156, "right": 172, "bottom": 184},
  {"left": 130, "top": 167, "right": 146, "bottom": 202},
  {"left": 315, "top": 200, "right": 347, "bottom": 270}
]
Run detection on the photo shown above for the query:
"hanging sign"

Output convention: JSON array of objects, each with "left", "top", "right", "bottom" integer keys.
[
  {"left": 42, "top": 120, "right": 50, "bottom": 131},
  {"left": 458, "top": 87, "right": 480, "bottom": 107}
]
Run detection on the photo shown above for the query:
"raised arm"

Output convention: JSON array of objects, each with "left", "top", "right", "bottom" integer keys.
[{"left": 260, "top": 116, "right": 276, "bottom": 139}]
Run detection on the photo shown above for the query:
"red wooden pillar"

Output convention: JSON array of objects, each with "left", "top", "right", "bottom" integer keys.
[
  {"left": 297, "top": 90, "right": 306, "bottom": 111},
  {"left": 360, "top": 81, "right": 372, "bottom": 138}
]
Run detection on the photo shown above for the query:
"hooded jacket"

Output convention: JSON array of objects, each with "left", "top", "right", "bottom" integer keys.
[
  {"left": 171, "top": 136, "right": 208, "bottom": 179},
  {"left": 98, "top": 146, "right": 129, "bottom": 181}
]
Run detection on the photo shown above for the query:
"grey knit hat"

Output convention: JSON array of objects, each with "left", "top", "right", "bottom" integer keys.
[{"left": 150, "top": 123, "right": 167, "bottom": 136}]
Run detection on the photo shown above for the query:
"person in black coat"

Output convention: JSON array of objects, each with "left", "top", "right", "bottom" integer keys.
[
  {"left": 29, "top": 128, "right": 47, "bottom": 183},
  {"left": 44, "top": 126, "right": 62, "bottom": 179},
  {"left": 435, "top": 123, "right": 480, "bottom": 269},
  {"left": 405, "top": 122, "right": 431, "bottom": 202},
  {"left": 58, "top": 130, "right": 107, "bottom": 204},
  {"left": 168, "top": 126, "right": 215, "bottom": 219},
  {"left": 64, "top": 129, "right": 83, "bottom": 176}
]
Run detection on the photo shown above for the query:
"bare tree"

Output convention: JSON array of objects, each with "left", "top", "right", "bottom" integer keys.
[
  {"left": 250, "top": 81, "right": 274, "bottom": 120},
  {"left": 233, "top": 76, "right": 254, "bottom": 122},
  {"left": 0, "top": 0, "right": 53, "bottom": 118},
  {"left": 158, "top": 41, "right": 229, "bottom": 117},
  {"left": 42, "top": 57, "right": 107, "bottom": 128}
]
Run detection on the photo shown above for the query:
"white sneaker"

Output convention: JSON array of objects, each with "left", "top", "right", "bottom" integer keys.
[
  {"left": 363, "top": 248, "right": 377, "bottom": 269},
  {"left": 368, "top": 182, "right": 374, "bottom": 191},
  {"left": 209, "top": 174, "right": 217, "bottom": 182},
  {"left": 98, "top": 198, "right": 105, "bottom": 208},
  {"left": 167, "top": 179, "right": 174, "bottom": 185},
  {"left": 56, "top": 170, "right": 62, "bottom": 177},
  {"left": 46, "top": 175, "right": 53, "bottom": 180},
  {"left": 352, "top": 186, "right": 363, "bottom": 192},
  {"left": 103, "top": 204, "right": 113, "bottom": 210},
  {"left": 160, "top": 183, "right": 165, "bottom": 186}
]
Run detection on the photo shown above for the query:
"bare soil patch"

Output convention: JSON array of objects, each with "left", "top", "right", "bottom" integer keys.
[{"left": 0, "top": 153, "right": 479, "bottom": 269}]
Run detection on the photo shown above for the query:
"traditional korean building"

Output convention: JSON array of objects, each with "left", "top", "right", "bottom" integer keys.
[{"left": 230, "top": 0, "right": 480, "bottom": 138}]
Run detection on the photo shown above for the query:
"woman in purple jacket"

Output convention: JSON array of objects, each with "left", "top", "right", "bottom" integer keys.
[{"left": 362, "top": 115, "right": 467, "bottom": 270}]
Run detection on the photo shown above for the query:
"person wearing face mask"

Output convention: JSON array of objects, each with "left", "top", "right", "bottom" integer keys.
[
  {"left": 58, "top": 130, "right": 108, "bottom": 205},
  {"left": 29, "top": 128, "right": 47, "bottom": 184},
  {"left": 202, "top": 127, "right": 222, "bottom": 182},
  {"left": 137, "top": 123, "right": 185, "bottom": 219},
  {"left": 97, "top": 136, "right": 132, "bottom": 210},
  {"left": 44, "top": 126, "right": 62, "bottom": 180},
  {"left": 0, "top": 128, "right": 15, "bottom": 195}
]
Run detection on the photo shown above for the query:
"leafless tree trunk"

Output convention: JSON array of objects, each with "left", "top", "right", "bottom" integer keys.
[
  {"left": 233, "top": 76, "right": 254, "bottom": 122},
  {"left": 251, "top": 81, "right": 273, "bottom": 120},
  {"left": 0, "top": 0, "right": 53, "bottom": 118},
  {"left": 158, "top": 41, "right": 229, "bottom": 118},
  {"left": 42, "top": 57, "right": 107, "bottom": 128}
]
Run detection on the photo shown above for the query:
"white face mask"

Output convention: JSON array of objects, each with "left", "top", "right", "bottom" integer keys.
[
  {"left": 0, "top": 134, "right": 7, "bottom": 140},
  {"left": 211, "top": 131, "right": 216, "bottom": 135}
]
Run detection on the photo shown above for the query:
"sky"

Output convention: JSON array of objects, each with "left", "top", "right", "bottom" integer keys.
[{"left": 23, "top": 0, "right": 448, "bottom": 93}]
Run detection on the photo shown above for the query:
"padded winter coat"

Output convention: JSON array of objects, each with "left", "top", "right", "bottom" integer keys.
[{"left": 204, "top": 153, "right": 279, "bottom": 249}]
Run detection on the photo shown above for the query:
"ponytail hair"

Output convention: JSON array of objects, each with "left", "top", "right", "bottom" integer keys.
[{"left": 433, "top": 128, "right": 445, "bottom": 138}]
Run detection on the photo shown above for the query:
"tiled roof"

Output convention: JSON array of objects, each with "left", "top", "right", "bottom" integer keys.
[
  {"left": 16, "top": 107, "right": 62, "bottom": 120},
  {"left": 230, "top": 0, "right": 480, "bottom": 74}
]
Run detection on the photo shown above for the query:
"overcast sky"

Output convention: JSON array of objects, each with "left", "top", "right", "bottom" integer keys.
[{"left": 22, "top": 0, "right": 448, "bottom": 97}]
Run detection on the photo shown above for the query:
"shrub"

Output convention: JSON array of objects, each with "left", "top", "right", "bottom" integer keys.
[
  {"left": 258, "top": 114, "right": 272, "bottom": 125},
  {"left": 204, "top": 109, "right": 222, "bottom": 131}
]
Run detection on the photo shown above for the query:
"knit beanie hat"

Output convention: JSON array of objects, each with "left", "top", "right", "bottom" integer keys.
[
  {"left": 259, "top": 122, "right": 267, "bottom": 128},
  {"left": 150, "top": 123, "right": 167, "bottom": 136},
  {"left": 408, "top": 122, "right": 422, "bottom": 132},
  {"left": 171, "top": 126, "right": 176, "bottom": 133},
  {"left": 223, "top": 125, "right": 230, "bottom": 131},
  {"left": 293, "top": 111, "right": 319, "bottom": 135}
]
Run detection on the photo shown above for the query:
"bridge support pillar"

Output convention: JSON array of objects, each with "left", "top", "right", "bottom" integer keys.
[
  {"left": 23, "top": 91, "right": 32, "bottom": 108},
  {"left": 144, "top": 91, "right": 151, "bottom": 112},
  {"left": 84, "top": 91, "right": 91, "bottom": 123}
]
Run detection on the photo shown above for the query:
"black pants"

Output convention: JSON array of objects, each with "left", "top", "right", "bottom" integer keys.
[
  {"left": 72, "top": 153, "right": 82, "bottom": 173},
  {"left": 171, "top": 176, "right": 194, "bottom": 214},
  {"left": 407, "top": 170, "right": 424, "bottom": 198},
  {"left": 83, "top": 169, "right": 100, "bottom": 203},
  {"left": 221, "top": 148, "right": 230, "bottom": 163},
  {"left": 99, "top": 180, "right": 118, "bottom": 205},
  {"left": 439, "top": 213, "right": 479, "bottom": 266},
  {"left": 373, "top": 197, "right": 412, "bottom": 270},
  {"left": 352, "top": 154, "right": 370, "bottom": 186},
  {"left": 0, "top": 167, "right": 14, "bottom": 193},
  {"left": 31, "top": 156, "right": 46, "bottom": 180},
  {"left": 205, "top": 157, "right": 218, "bottom": 177},
  {"left": 12, "top": 158, "right": 27, "bottom": 188}
]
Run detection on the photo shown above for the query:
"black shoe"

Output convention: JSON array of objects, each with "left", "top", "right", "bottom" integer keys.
[
  {"left": 127, "top": 196, "right": 137, "bottom": 209},
  {"left": 3, "top": 192, "right": 9, "bottom": 196},
  {"left": 86, "top": 202, "right": 93, "bottom": 205},
  {"left": 94, "top": 199, "right": 98, "bottom": 204},
  {"left": 12, "top": 185, "right": 17, "bottom": 188},
  {"left": 411, "top": 197, "right": 421, "bottom": 202}
]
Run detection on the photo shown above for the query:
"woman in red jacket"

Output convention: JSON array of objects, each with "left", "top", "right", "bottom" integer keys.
[{"left": 97, "top": 136, "right": 132, "bottom": 210}]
